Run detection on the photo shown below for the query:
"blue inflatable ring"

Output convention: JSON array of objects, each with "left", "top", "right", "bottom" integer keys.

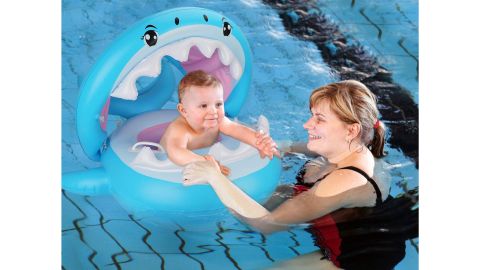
[{"left": 62, "top": 7, "right": 281, "bottom": 216}]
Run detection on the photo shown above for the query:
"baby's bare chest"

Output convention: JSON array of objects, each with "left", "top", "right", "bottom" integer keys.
[{"left": 187, "top": 129, "right": 220, "bottom": 150}]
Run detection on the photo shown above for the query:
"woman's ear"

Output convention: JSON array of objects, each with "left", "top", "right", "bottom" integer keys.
[
  {"left": 347, "top": 123, "right": 361, "bottom": 141},
  {"left": 177, "top": 103, "right": 187, "bottom": 118}
]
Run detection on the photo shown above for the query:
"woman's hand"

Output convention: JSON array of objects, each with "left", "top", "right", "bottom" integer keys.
[
  {"left": 255, "top": 130, "right": 281, "bottom": 159},
  {"left": 182, "top": 155, "right": 223, "bottom": 186}
]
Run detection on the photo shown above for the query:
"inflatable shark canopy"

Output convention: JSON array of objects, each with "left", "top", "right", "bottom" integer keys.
[{"left": 76, "top": 7, "right": 253, "bottom": 161}]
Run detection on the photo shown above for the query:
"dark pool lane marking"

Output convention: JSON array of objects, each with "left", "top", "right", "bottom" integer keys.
[
  {"left": 215, "top": 223, "right": 242, "bottom": 270},
  {"left": 62, "top": 190, "right": 100, "bottom": 270},
  {"left": 395, "top": 3, "right": 418, "bottom": 29},
  {"left": 174, "top": 223, "right": 207, "bottom": 270},
  {"left": 128, "top": 214, "right": 166, "bottom": 270},
  {"left": 230, "top": 226, "right": 275, "bottom": 263},
  {"left": 287, "top": 230, "right": 301, "bottom": 256},
  {"left": 83, "top": 196, "right": 132, "bottom": 269},
  {"left": 398, "top": 37, "right": 419, "bottom": 80},
  {"left": 359, "top": 8, "right": 382, "bottom": 40}
]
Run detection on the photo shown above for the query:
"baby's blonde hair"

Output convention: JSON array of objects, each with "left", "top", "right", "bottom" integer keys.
[
  {"left": 309, "top": 80, "right": 386, "bottom": 157},
  {"left": 178, "top": 70, "right": 221, "bottom": 102}
]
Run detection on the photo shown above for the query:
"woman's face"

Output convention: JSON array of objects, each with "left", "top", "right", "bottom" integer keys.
[{"left": 303, "top": 100, "right": 349, "bottom": 157}]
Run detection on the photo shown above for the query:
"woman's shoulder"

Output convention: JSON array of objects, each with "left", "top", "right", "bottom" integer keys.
[
  {"left": 313, "top": 151, "right": 375, "bottom": 198},
  {"left": 313, "top": 168, "right": 368, "bottom": 197}
]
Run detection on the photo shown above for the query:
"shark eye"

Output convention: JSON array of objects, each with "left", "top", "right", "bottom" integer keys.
[
  {"left": 142, "top": 30, "right": 158, "bottom": 46},
  {"left": 223, "top": 22, "right": 232, "bottom": 36}
]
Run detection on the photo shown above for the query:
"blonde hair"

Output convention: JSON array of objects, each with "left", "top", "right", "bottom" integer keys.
[
  {"left": 178, "top": 70, "right": 221, "bottom": 102},
  {"left": 309, "top": 80, "right": 386, "bottom": 158}
]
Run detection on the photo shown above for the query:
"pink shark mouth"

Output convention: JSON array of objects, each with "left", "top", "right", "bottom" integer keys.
[
  {"left": 110, "top": 37, "right": 242, "bottom": 101},
  {"left": 180, "top": 45, "right": 235, "bottom": 100}
]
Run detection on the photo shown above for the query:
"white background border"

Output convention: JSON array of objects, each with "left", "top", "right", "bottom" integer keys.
[
  {"left": 1, "top": 1, "right": 60, "bottom": 268},
  {"left": 2, "top": 0, "right": 480, "bottom": 268}
]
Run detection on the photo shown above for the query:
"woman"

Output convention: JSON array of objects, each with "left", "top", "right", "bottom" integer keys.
[{"left": 183, "top": 80, "right": 416, "bottom": 269}]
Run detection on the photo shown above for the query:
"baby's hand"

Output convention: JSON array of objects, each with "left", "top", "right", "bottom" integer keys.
[
  {"left": 204, "top": 155, "right": 230, "bottom": 176},
  {"left": 219, "top": 164, "right": 231, "bottom": 176},
  {"left": 255, "top": 130, "right": 281, "bottom": 159}
]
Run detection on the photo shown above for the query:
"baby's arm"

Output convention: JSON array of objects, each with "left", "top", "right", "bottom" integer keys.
[
  {"left": 220, "top": 117, "right": 257, "bottom": 145},
  {"left": 220, "top": 117, "right": 279, "bottom": 159},
  {"left": 162, "top": 126, "right": 205, "bottom": 166},
  {"left": 162, "top": 122, "right": 230, "bottom": 175},
  {"left": 167, "top": 142, "right": 230, "bottom": 175},
  {"left": 165, "top": 138, "right": 206, "bottom": 166}
]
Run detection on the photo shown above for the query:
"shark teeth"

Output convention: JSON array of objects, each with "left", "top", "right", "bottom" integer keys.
[
  {"left": 197, "top": 42, "right": 216, "bottom": 58},
  {"left": 111, "top": 37, "right": 243, "bottom": 100},
  {"left": 218, "top": 46, "right": 232, "bottom": 66},
  {"left": 229, "top": 61, "right": 242, "bottom": 81}
]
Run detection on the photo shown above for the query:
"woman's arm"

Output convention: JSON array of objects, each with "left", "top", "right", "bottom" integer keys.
[
  {"left": 277, "top": 140, "right": 319, "bottom": 157},
  {"left": 183, "top": 158, "right": 351, "bottom": 234},
  {"left": 183, "top": 157, "right": 269, "bottom": 218},
  {"left": 290, "top": 142, "right": 319, "bottom": 157}
]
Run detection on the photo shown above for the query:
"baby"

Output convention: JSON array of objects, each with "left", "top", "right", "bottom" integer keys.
[{"left": 160, "top": 70, "right": 279, "bottom": 175}]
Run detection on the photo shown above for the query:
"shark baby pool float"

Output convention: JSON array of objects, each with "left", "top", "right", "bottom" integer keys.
[{"left": 62, "top": 7, "right": 281, "bottom": 216}]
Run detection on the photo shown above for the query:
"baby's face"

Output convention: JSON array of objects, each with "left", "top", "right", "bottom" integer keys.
[{"left": 180, "top": 85, "right": 225, "bottom": 130}]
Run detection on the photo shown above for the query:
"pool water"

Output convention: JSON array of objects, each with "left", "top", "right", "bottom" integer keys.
[{"left": 62, "top": 0, "right": 418, "bottom": 269}]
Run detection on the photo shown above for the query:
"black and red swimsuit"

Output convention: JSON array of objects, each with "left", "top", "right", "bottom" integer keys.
[{"left": 294, "top": 164, "right": 413, "bottom": 270}]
